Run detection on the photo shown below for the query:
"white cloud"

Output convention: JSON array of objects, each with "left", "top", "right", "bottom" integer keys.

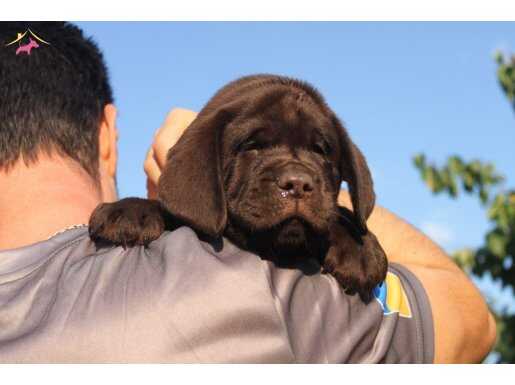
[{"left": 420, "top": 221, "right": 454, "bottom": 247}]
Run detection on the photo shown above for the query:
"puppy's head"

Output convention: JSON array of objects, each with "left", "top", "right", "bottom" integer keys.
[{"left": 158, "top": 75, "right": 375, "bottom": 256}]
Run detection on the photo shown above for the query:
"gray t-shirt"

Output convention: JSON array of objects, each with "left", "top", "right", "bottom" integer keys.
[{"left": 0, "top": 226, "right": 434, "bottom": 363}]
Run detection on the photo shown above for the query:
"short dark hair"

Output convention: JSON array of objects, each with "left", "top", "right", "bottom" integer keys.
[{"left": 0, "top": 21, "right": 113, "bottom": 180}]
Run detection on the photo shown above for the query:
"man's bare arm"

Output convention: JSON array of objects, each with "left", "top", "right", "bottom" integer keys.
[{"left": 338, "top": 192, "right": 497, "bottom": 363}]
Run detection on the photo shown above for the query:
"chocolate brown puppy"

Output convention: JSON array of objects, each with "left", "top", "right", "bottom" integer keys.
[{"left": 89, "top": 74, "right": 388, "bottom": 302}]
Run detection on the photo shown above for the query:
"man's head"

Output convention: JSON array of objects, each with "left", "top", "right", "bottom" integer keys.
[
  {"left": 0, "top": 22, "right": 118, "bottom": 200},
  {"left": 157, "top": 74, "right": 375, "bottom": 258}
]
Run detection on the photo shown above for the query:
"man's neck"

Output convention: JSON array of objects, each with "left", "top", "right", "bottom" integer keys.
[{"left": 0, "top": 155, "right": 102, "bottom": 250}]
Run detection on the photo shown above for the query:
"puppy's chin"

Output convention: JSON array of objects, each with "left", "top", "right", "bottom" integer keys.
[
  {"left": 233, "top": 215, "right": 325, "bottom": 254},
  {"left": 253, "top": 217, "right": 329, "bottom": 273},
  {"left": 273, "top": 217, "right": 311, "bottom": 249}
]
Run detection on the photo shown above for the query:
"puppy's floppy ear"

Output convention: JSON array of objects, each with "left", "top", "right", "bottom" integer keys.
[
  {"left": 157, "top": 105, "right": 235, "bottom": 237},
  {"left": 334, "top": 117, "right": 376, "bottom": 234}
]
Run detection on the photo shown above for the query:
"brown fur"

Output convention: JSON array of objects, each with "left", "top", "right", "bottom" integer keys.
[{"left": 89, "top": 74, "right": 388, "bottom": 302}]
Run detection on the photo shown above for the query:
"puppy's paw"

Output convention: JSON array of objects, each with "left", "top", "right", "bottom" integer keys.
[
  {"left": 323, "top": 223, "right": 388, "bottom": 303},
  {"left": 89, "top": 198, "right": 166, "bottom": 248}
]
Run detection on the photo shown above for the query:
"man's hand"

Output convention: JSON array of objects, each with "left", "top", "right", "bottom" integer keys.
[{"left": 144, "top": 108, "right": 197, "bottom": 199}]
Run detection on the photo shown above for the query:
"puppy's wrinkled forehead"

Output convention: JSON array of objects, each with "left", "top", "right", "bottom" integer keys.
[{"left": 225, "top": 85, "right": 340, "bottom": 152}]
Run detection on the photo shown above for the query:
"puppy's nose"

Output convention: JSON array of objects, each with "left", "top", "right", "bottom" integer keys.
[{"left": 277, "top": 168, "right": 315, "bottom": 198}]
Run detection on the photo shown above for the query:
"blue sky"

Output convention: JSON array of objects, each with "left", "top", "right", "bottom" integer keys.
[{"left": 76, "top": 22, "right": 515, "bottom": 309}]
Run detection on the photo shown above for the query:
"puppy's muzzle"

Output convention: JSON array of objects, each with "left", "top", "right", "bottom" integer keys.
[{"left": 276, "top": 164, "right": 316, "bottom": 199}]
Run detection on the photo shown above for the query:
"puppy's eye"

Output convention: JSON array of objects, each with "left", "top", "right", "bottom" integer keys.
[
  {"left": 312, "top": 141, "right": 331, "bottom": 155},
  {"left": 238, "top": 139, "right": 263, "bottom": 152}
]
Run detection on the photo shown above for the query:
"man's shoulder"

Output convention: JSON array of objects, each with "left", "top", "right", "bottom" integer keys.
[
  {"left": 0, "top": 225, "right": 215, "bottom": 294},
  {"left": 0, "top": 224, "right": 290, "bottom": 301},
  {"left": 0, "top": 224, "right": 433, "bottom": 363}
]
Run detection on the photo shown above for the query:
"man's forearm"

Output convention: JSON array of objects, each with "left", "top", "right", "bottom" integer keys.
[
  {"left": 337, "top": 190, "right": 459, "bottom": 272},
  {"left": 338, "top": 190, "right": 496, "bottom": 363}
]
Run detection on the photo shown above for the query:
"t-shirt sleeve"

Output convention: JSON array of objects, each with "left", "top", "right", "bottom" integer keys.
[
  {"left": 376, "top": 263, "right": 435, "bottom": 363},
  {"left": 269, "top": 261, "right": 434, "bottom": 363}
]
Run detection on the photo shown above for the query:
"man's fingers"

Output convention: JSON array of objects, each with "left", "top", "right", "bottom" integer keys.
[
  {"left": 144, "top": 108, "right": 198, "bottom": 196},
  {"left": 153, "top": 132, "right": 174, "bottom": 169},
  {"left": 144, "top": 148, "right": 162, "bottom": 186},
  {"left": 153, "top": 108, "right": 197, "bottom": 168},
  {"left": 162, "top": 107, "right": 198, "bottom": 129}
]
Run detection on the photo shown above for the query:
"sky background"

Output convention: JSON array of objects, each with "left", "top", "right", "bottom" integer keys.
[{"left": 76, "top": 22, "right": 515, "bottom": 311}]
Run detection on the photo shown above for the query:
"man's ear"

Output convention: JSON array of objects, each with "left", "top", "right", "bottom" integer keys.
[
  {"left": 98, "top": 104, "right": 118, "bottom": 178},
  {"left": 98, "top": 104, "right": 118, "bottom": 202},
  {"left": 334, "top": 116, "right": 375, "bottom": 234},
  {"left": 157, "top": 104, "right": 237, "bottom": 237}
]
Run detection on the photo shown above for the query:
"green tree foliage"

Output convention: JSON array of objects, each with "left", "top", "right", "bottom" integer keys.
[
  {"left": 413, "top": 52, "right": 515, "bottom": 363},
  {"left": 496, "top": 52, "right": 515, "bottom": 109}
]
